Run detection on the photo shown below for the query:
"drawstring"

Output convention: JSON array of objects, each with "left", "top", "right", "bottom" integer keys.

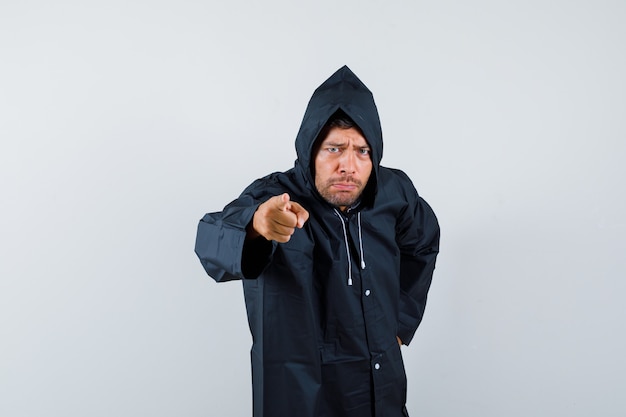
[
  {"left": 333, "top": 209, "right": 366, "bottom": 286},
  {"left": 357, "top": 212, "right": 366, "bottom": 269},
  {"left": 334, "top": 209, "right": 352, "bottom": 286}
]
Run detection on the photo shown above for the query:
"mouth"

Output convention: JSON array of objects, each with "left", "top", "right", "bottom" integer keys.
[{"left": 330, "top": 182, "right": 359, "bottom": 191}]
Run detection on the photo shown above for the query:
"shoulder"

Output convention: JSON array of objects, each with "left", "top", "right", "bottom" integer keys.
[
  {"left": 239, "top": 168, "right": 308, "bottom": 202},
  {"left": 376, "top": 166, "right": 437, "bottom": 218},
  {"left": 376, "top": 167, "right": 439, "bottom": 233},
  {"left": 377, "top": 166, "right": 420, "bottom": 198}
]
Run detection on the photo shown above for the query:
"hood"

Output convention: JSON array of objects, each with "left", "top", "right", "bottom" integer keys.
[{"left": 294, "top": 66, "right": 383, "bottom": 203}]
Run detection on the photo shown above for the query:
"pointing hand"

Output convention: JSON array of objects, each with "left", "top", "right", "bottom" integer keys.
[{"left": 248, "top": 193, "right": 310, "bottom": 243}]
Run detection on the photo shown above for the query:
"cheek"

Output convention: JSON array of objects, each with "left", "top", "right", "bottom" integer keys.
[
  {"left": 315, "top": 158, "right": 334, "bottom": 177},
  {"left": 359, "top": 159, "right": 373, "bottom": 177},
  {"left": 314, "top": 160, "right": 326, "bottom": 185}
]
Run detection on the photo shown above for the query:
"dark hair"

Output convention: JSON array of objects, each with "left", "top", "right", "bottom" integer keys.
[
  {"left": 326, "top": 109, "right": 358, "bottom": 130},
  {"left": 313, "top": 109, "right": 364, "bottom": 152}
]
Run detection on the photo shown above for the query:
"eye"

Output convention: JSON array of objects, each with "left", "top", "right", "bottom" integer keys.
[
  {"left": 327, "top": 147, "right": 340, "bottom": 153},
  {"left": 359, "top": 148, "right": 370, "bottom": 155}
]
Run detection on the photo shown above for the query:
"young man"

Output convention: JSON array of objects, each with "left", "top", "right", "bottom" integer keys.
[{"left": 195, "top": 66, "right": 440, "bottom": 417}]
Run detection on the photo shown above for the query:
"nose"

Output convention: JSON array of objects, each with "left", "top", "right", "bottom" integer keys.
[{"left": 338, "top": 150, "right": 356, "bottom": 174}]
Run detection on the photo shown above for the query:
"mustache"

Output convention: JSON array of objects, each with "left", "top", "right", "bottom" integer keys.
[{"left": 325, "top": 176, "right": 363, "bottom": 187}]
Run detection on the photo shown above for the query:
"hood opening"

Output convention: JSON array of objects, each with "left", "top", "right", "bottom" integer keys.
[
  {"left": 309, "top": 108, "right": 377, "bottom": 209},
  {"left": 294, "top": 66, "right": 383, "bottom": 208}
]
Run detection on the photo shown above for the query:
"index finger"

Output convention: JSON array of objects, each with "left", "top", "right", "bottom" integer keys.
[{"left": 274, "top": 193, "right": 291, "bottom": 211}]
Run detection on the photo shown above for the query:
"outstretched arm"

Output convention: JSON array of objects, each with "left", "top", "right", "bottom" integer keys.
[{"left": 195, "top": 184, "right": 309, "bottom": 282}]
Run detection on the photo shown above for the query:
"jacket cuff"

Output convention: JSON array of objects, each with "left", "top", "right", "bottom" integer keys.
[
  {"left": 397, "top": 303, "right": 422, "bottom": 346},
  {"left": 242, "top": 236, "right": 274, "bottom": 279}
]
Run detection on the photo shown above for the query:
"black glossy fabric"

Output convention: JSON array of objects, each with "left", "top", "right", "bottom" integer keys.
[{"left": 195, "top": 66, "right": 439, "bottom": 417}]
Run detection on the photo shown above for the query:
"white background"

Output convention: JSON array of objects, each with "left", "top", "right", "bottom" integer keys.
[{"left": 1, "top": 1, "right": 625, "bottom": 416}]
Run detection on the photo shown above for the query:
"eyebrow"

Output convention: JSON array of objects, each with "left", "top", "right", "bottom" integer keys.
[
  {"left": 323, "top": 141, "right": 346, "bottom": 147},
  {"left": 323, "top": 141, "right": 370, "bottom": 149}
]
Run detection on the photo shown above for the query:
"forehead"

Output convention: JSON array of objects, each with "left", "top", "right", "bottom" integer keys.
[{"left": 320, "top": 126, "right": 370, "bottom": 147}]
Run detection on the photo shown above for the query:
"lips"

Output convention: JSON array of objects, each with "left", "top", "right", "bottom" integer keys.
[{"left": 331, "top": 183, "right": 358, "bottom": 191}]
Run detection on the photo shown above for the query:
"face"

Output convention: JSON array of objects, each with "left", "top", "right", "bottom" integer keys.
[{"left": 313, "top": 126, "right": 373, "bottom": 211}]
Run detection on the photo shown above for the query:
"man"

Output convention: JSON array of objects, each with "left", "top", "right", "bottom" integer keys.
[{"left": 195, "top": 66, "right": 439, "bottom": 417}]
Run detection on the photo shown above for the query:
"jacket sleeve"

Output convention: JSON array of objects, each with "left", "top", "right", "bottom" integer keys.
[
  {"left": 194, "top": 180, "right": 278, "bottom": 282},
  {"left": 395, "top": 174, "right": 440, "bottom": 346}
]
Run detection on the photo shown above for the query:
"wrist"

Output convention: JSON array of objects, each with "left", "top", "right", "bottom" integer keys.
[{"left": 246, "top": 221, "right": 261, "bottom": 240}]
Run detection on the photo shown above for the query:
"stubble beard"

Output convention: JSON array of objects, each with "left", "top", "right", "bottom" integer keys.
[{"left": 316, "top": 176, "right": 365, "bottom": 208}]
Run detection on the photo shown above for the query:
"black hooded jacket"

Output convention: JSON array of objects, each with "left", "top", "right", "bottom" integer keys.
[{"left": 195, "top": 66, "right": 440, "bottom": 417}]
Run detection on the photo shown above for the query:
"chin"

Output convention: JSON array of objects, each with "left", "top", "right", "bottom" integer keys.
[
  {"left": 330, "top": 194, "right": 358, "bottom": 207},
  {"left": 318, "top": 187, "right": 362, "bottom": 208}
]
